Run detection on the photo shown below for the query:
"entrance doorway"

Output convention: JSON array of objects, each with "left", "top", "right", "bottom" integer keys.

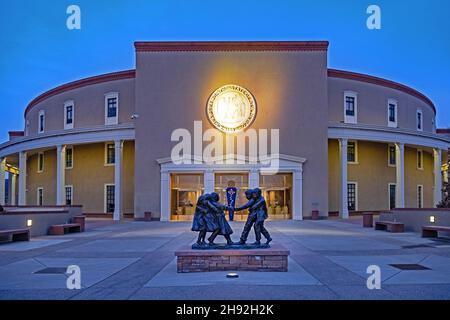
[{"left": 214, "top": 172, "right": 249, "bottom": 221}]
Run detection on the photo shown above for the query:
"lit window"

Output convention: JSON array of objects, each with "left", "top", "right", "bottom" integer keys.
[
  {"left": 347, "top": 183, "right": 357, "bottom": 211},
  {"left": 105, "top": 143, "right": 115, "bottom": 165},
  {"left": 37, "top": 152, "right": 44, "bottom": 173},
  {"left": 38, "top": 110, "right": 45, "bottom": 133},
  {"left": 105, "top": 93, "right": 119, "bottom": 125},
  {"left": 417, "top": 149, "right": 423, "bottom": 170},
  {"left": 388, "top": 145, "right": 396, "bottom": 166},
  {"left": 65, "top": 186, "right": 73, "bottom": 205},
  {"left": 347, "top": 141, "right": 357, "bottom": 163},
  {"left": 417, "top": 185, "right": 423, "bottom": 208},
  {"left": 66, "top": 147, "right": 73, "bottom": 169},
  {"left": 105, "top": 185, "right": 115, "bottom": 213},
  {"left": 389, "top": 184, "right": 396, "bottom": 210}
]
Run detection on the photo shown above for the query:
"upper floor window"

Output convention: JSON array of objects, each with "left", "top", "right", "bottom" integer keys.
[
  {"left": 38, "top": 110, "right": 45, "bottom": 133},
  {"left": 64, "top": 100, "right": 74, "bottom": 130},
  {"left": 105, "top": 143, "right": 115, "bottom": 165},
  {"left": 347, "top": 141, "right": 358, "bottom": 164},
  {"left": 37, "top": 152, "right": 44, "bottom": 173},
  {"left": 66, "top": 147, "right": 73, "bottom": 169},
  {"left": 388, "top": 99, "right": 397, "bottom": 127},
  {"left": 417, "top": 149, "right": 423, "bottom": 170},
  {"left": 344, "top": 91, "right": 357, "bottom": 124},
  {"left": 105, "top": 92, "right": 119, "bottom": 125},
  {"left": 416, "top": 109, "right": 423, "bottom": 131},
  {"left": 388, "top": 145, "right": 396, "bottom": 167}
]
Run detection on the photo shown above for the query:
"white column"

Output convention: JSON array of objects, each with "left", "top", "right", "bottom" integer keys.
[
  {"left": 292, "top": 166, "right": 303, "bottom": 220},
  {"left": 339, "top": 138, "right": 349, "bottom": 219},
  {"left": 204, "top": 169, "right": 214, "bottom": 193},
  {"left": 11, "top": 173, "right": 17, "bottom": 205},
  {"left": 18, "top": 151, "right": 27, "bottom": 206},
  {"left": 160, "top": 170, "right": 170, "bottom": 222},
  {"left": 0, "top": 158, "right": 5, "bottom": 206},
  {"left": 56, "top": 145, "right": 66, "bottom": 205},
  {"left": 113, "top": 140, "right": 123, "bottom": 221},
  {"left": 395, "top": 143, "right": 405, "bottom": 208},
  {"left": 249, "top": 168, "right": 259, "bottom": 188},
  {"left": 433, "top": 148, "right": 443, "bottom": 207}
]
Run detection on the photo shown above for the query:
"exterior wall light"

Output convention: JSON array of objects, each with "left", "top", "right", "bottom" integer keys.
[
  {"left": 429, "top": 216, "right": 435, "bottom": 224},
  {"left": 27, "top": 219, "right": 33, "bottom": 227}
]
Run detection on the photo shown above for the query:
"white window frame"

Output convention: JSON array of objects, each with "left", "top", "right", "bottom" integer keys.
[
  {"left": 347, "top": 140, "right": 358, "bottom": 164},
  {"left": 387, "top": 99, "right": 398, "bottom": 128},
  {"left": 387, "top": 144, "right": 396, "bottom": 167},
  {"left": 104, "top": 142, "right": 115, "bottom": 166},
  {"left": 347, "top": 181, "right": 358, "bottom": 211},
  {"left": 38, "top": 110, "right": 45, "bottom": 134},
  {"left": 416, "top": 109, "right": 423, "bottom": 132},
  {"left": 37, "top": 187, "right": 44, "bottom": 206},
  {"left": 388, "top": 183, "right": 396, "bottom": 210},
  {"left": 65, "top": 185, "right": 73, "bottom": 206},
  {"left": 105, "top": 92, "right": 119, "bottom": 125},
  {"left": 64, "top": 100, "right": 74, "bottom": 130},
  {"left": 344, "top": 91, "right": 358, "bottom": 124},
  {"left": 37, "top": 152, "right": 44, "bottom": 173},
  {"left": 417, "top": 184, "right": 424, "bottom": 208},
  {"left": 417, "top": 149, "right": 423, "bottom": 170},
  {"left": 65, "top": 146, "right": 73, "bottom": 169},
  {"left": 104, "top": 183, "right": 115, "bottom": 213}
]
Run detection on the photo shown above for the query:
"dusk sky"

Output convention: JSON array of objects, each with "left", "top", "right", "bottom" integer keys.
[{"left": 1, "top": 0, "right": 449, "bottom": 142}]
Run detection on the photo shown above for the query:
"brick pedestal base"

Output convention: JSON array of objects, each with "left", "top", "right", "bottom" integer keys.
[{"left": 175, "top": 244, "right": 289, "bottom": 273}]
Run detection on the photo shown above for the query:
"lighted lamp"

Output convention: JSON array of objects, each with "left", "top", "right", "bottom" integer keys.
[
  {"left": 27, "top": 219, "right": 33, "bottom": 227},
  {"left": 429, "top": 216, "right": 436, "bottom": 224}
]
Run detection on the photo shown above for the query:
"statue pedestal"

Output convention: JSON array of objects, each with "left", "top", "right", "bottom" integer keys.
[{"left": 175, "top": 244, "right": 289, "bottom": 273}]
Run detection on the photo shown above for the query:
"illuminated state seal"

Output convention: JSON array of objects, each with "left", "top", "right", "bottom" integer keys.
[{"left": 206, "top": 84, "right": 257, "bottom": 133}]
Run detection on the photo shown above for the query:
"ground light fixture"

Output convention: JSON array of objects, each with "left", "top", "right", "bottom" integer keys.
[{"left": 226, "top": 273, "right": 239, "bottom": 278}]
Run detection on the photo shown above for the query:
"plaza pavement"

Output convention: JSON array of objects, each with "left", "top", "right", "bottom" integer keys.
[{"left": 0, "top": 217, "right": 450, "bottom": 300}]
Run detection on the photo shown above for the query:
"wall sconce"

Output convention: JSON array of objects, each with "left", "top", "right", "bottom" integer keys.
[
  {"left": 429, "top": 216, "right": 435, "bottom": 224},
  {"left": 27, "top": 219, "right": 33, "bottom": 227}
]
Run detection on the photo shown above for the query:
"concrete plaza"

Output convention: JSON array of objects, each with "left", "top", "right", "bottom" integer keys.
[{"left": 1, "top": 218, "right": 450, "bottom": 300}]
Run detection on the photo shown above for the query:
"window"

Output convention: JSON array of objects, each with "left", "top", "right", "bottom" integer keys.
[
  {"left": 344, "top": 91, "right": 357, "bottom": 124},
  {"left": 38, "top": 110, "right": 45, "bottom": 133},
  {"left": 105, "top": 92, "right": 119, "bottom": 125},
  {"left": 388, "top": 99, "right": 397, "bottom": 127},
  {"left": 64, "top": 101, "right": 74, "bottom": 129},
  {"left": 417, "top": 149, "right": 423, "bottom": 170},
  {"left": 105, "top": 143, "right": 115, "bottom": 165},
  {"left": 389, "top": 183, "right": 396, "bottom": 210},
  {"left": 417, "top": 185, "right": 423, "bottom": 208},
  {"left": 66, "top": 147, "right": 73, "bottom": 169},
  {"left": 347, "top": 182, "right": 357, "bottom": 211},
  {"left": 37, "top": 152, "right": 44, "bottom": 173},
  {"left": 347, "top": 141, "right": 358, "bottom": 163},
  {"left": 388, "top": 145, "right": 396, "bottom": 167},
  {"left": 416, "top": 109, "right": 423, "bottom": 131},
  {"left": 37, "top": 187, "right": 44, "bottom": 206},
  {"left": 105, "top": 184, "right": 115, "bottom": 213},
  {"left": 65, "top": 186, "right": 73, "bottom": 205}
]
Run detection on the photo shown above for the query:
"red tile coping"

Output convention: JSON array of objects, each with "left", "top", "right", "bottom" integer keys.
[
  {"left": 134, "top": 41, "right": 329, "bottom": 52},
  {"left": 437, "top": 128, "right": 450, "bottom": 134},
  {"left": 175, "top": 244, "right": 290, "bottom": 257}
]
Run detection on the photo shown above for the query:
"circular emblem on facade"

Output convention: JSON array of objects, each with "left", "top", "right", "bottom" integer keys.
[{"left": 206, "top": 84, "right": 257, "bottom": 133}]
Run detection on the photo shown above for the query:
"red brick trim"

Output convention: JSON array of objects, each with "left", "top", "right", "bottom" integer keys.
[
  {"left": 328, "top": 69, "right": 436, "bottom": 114},
  {"left": 8, "top": 131, "right": 24, "bottom": 137},
  {"left": 24, "top": 70, "right": 136, "bottom": 117},
  {"left": 437, "top": 129, "right": 450, "bottom": 134},
  {"left": 134, "top": 41, "right": 329, "bottom": 52}
]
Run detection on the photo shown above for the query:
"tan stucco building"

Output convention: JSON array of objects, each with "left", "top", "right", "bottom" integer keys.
[{"left": 0, "top": 41, "right": 449, "bottom": 221}]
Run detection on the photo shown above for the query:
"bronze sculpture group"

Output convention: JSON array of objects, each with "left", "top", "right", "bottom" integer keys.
[{"left": 191, "top": 188, "right": 272, "bottom": 248}]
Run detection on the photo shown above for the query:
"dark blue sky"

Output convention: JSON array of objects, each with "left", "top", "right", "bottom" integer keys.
[{"left": 1, "top": 0, "right": 449, "bottom": 141}]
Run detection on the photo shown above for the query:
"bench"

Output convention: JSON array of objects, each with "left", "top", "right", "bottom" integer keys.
[
  {"left": 422, "top": 225, "right": 450, "bottom": 238},
  {"left": 362, "top": 212, "right": 375, "bottom": 228},
  {"left": 48, "top": 223, "right": 81, "bottom": 235},
  {"left": 375, "top": 221, "right": 404, "bottom": 233},
  {"left": 72, "top": 215, "right": 86, "bottom": 232},
  {"left": 0, "top": 228, "right": 30, "bottom": 243}
]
